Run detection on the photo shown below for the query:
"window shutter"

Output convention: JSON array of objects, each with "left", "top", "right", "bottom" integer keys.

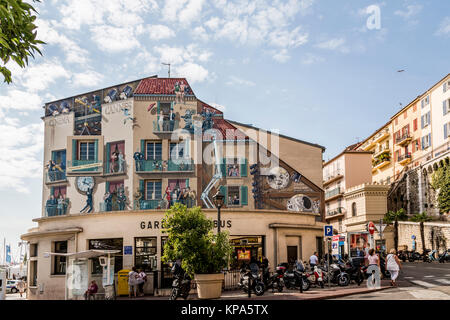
[
  {"left": 106, "top": 181, "right": 110, "bottom": 193},
  {"left": 417, "top": 138, "right": 421, "bottom": 150},
  {"left": 428, "top": 133, "right": 431, "bottom": 147},
  {"left": 421, "top": 137, "right": 425, "bottom": 150},
  {"left": 185, "top": 140, "right": 190, "bottom": 158},
  {"left": 140, "top": 140, "right": 145, "bottom": 156},
  {"left": 421, "top": 116, "right": 424, "bottom": 129},
  {"left": 94, "top": 140, "right": 98, "bottom": 162},
  {"left": 444, "top": 124, "right": 448, "bottom": 139},
  {"left": 412, "top": 142, "right": 415, "bottom": 153},
  {"left": 240, "top": 186, "right": 248, "bottom": 205},
  {"left": 106, "top": 143, "right": 110, "bottom": 171},
  {"left": 139, "top": 180, "right": 145, "bottom": 196},
  {"left": 185, "top": 179, "right": 189, "bottom": 188},
  {"left": 219, "top": 185, "right": 228, "bottom": 204},
  {"left": 50, "top": 187, "right": 55, "bottom": 197},
  {"left": 157, "top": 101, "right": 160, "bottom": 114},
  {"left": 240, "top": 158, "right": 248, "bottom": 177},
  {"left": 220, "top": 158, "right": 226, "bottom": 177},
  {"left": 444, "top": 100, "right": 448, "bottom": 115},
  {"left": 72, "top": 139, "right": 77, "bottom": 161}
]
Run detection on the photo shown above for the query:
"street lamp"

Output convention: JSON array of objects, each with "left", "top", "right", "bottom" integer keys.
[{"left": 213, "top": 191, "right": 225, "bottom": 233}]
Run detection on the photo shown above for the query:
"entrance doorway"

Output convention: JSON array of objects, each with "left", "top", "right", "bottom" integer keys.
[{"left": 287, "top": 246, "right": 298, "bottom": 264}]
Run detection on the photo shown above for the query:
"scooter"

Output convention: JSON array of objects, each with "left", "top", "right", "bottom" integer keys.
[
  {"left": 283, "top": 263, "right": 310, "bottom": 292},
  {"left": 438, "top": 250, "right": 450, "bottom": 263},
  {"left": 407, "top": 251, "right": 422, "bottom": 262},
  {"left": 262, "top": 267, "right": 284, "bottom": 292},
  {"left": 306, "top": 265, "right": 325, "bottom": 288},
  {"left": 427, "top": 249, "right": 438, "bottom": 263},
  {"left": 238, "top": 267, "right": 265, "bottom": 296},
  {"left": 343, "top": 259, "right": 364, "bottom": 286},
  {"left": 398, "top": 250, "right": 407, "bottom": 262},
  {"left": 169, "top": 264, "right": 191, "bottom": 300},
  {"left": 322, "top": 261, "right": 350, "bottom": 286}
]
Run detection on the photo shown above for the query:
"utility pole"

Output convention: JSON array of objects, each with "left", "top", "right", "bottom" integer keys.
[
  {"left": 379, "top": 218, "right": 384, "bottom": 254},
  {"left": 162, "top": 62, "right": 171, "bottom": 78}
]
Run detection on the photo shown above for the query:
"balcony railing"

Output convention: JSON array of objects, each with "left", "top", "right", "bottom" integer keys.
[
  {"left": 67, "top": 160, "right": 103, "bottom": 173},
  {"left": 327, "top": 207, "right": 346, "bottom": 217},
  {"left": 395, "top": 133, "right": 412, "bottom": 145},
  {"left": 325, "top": 187, "right": 342, "bottom": 199},
  {"left": 153, "top": 119, "right": 180, "bottom": 133},
  {"left": 135, "top": 159, "right": 194, "bottom": 173},
  {"left": 133, "top": 198, "right": 197, "bottom": 210},
  {"left": 323, "top": 170, "right": 343, "bottom": 183},
  {"left": 104, "top": 160, "right": 126, "bottom": 175},
  {"left": 45, "top": 170, "right": 67, "bottom": 183},
  {"left": 99, "top": 201, "right": 127, "bottom": 212},
  {"left": 44, "top": 198, "right": 69, "bottom": 217},
  {"left": 397, "top": 153, "right": 412, "bottom": 164}
]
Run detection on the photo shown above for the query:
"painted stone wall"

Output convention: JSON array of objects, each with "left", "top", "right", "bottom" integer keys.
[{"left": 398, "top": 221, "right": 450, "bottom": 253}]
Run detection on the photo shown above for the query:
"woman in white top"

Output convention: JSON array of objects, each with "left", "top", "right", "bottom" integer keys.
[
  {"left": 386, "top": 249, "right": 402, "bottom": 287},
  {"left": 128, "top": 266, "right": 139, "bottom": 298}
]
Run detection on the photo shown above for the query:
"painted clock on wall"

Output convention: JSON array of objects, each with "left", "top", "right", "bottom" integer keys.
[
  {"left": 76, "top": 176, "right": 95, "bottom": 193},
  {"left": 267, "top": 166, "right": 290, "bottom": 190}
]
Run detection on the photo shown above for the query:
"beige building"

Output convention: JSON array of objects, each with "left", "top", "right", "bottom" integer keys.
[{"left": 22, "top": 76, "right": 326, "bottom": 300}]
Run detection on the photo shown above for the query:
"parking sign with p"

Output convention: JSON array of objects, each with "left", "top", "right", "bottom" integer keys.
[{"left": 324, "top": 225, "right": 333, "bottom": 237}]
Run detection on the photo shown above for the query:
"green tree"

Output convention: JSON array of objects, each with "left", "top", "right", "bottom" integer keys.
[
  {"left": 410, "top": 212, "right": 432, "bottom": 254},
  {"left": 384, "top": 208, "right": 408, "bottom": 252},
  {"left": 431, "top": 164, "right": 450, "bottom": 215},
  {"left": 162, "top": 203, "right": 233, "bottom": 277},
  {"left": 0, "top": 0, "right": 44, "bottom": 83}
]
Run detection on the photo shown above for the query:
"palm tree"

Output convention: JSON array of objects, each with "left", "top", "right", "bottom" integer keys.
[
  {"left": 384, "top": 208, "right": 408, "bottom": 252},
  {"left": 410, "top": 212, "right": 432, "bottom": 254}
]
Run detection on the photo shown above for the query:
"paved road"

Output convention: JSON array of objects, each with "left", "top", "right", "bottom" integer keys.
[
  {"left": 333, "top": 261, "right": 450, "bottom": 300},
  {"left": 5, "top": 292, "right": 27, "bottom": 300}
]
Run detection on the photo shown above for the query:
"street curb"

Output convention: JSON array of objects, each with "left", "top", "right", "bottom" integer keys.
[{"left": 314, "top": 286, "right": 394, "bottom": 300}]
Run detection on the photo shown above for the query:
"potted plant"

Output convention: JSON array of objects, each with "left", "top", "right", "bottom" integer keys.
[{"left": 162, "top": 203, "right": 233, "bottom": 299}]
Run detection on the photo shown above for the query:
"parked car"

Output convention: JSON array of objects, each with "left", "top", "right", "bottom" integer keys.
[{"left": 6, "top": 280, "right": 19, "bottom": 293}]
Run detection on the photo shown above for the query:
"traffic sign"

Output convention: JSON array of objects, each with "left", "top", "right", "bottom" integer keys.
[
  {"left": 324, "top": 225, "right": 333, "bottom": 237},
  {"left": 411, "top": 235, "right": 416, "bottom": 240},
  {"left": 375, "top": 224, "right": 387, "bottom": 233},
  {"left": 368, "top": 221, "right": 376, "bottom": 235}
]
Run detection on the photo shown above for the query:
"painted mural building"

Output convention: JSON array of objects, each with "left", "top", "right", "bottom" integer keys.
[{"left": 21, "top": 76, "right": 326, "bottom": 299}]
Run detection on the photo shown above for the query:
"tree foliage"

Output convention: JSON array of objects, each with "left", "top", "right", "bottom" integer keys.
[
  {"left": 161, "top": 204, "right": 233, "bottom": 277},
  {"left": 0, "top": 0, "right": 44, "bottom": 83},
  {"left": 383, "top": 208, "right": 408, "bottom": 224},
  {"left": 430, "top": 164, "right": 450, "bottom": 214},
  {"left": 409, "top": 212, "right": 432, "bottom": 223}
]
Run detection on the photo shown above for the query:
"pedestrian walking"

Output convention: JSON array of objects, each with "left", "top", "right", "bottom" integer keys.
[
  {"left": 386, "top": 249, "right": 402, "bottom": 287},
  {"left": 128, "top": 267, "right": 139, "bottom": 298},
  {"left": 138, "top": 269, "right": 147, "bottom": 297},
  {"left": 365, "top": 248, "right": 380, "bottom": 268},
  {"left": 17, "top": 278, "right": 26, "bottom": 298},
  {"left": 309, "top": 252, "right": 319, "bottom": 270}
]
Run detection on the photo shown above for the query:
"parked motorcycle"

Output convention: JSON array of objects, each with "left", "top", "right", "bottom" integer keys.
[
  {"left": 169, "top": 263, "right": 191, "bottom": 300},
  {"left": 262, "top": 267, "right": 284, "bottom": 292},
  {"left": 427, "top": 249, "right": 438, "bottom": 263},
  {"left": 238, "top": 267, "right": 265, "bottom": 296},
  {"left": 422, "top": 249, "right": 432, "bottom": 262},
  {"left": 407, "top": 250, "right": 422, "bottom": 262},
  {"left": 343, "top": 259, "right": 364, "bottom": 286},
  {"left": 398, "top": 250, "right": 407, "bottom": 262},
  {"left": 438, "top": 249, "right": 450, "bottom": 263},
  {"left": 284, "top": 263, "right": 310, "bottom": 292},
  {"left": 306, "top": 265, "right": 325, "bottom": 288},
  {"left": 322, "top": 261, "right": 350, "bottom": 286}
]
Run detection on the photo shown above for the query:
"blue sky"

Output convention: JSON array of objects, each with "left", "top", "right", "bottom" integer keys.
[{"left": 0, "top": 0, "right": 449, "bottom": 261}]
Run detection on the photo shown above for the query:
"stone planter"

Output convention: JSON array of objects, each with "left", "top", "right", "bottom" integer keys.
[{"left": 194, "top": 273, "right": 224, "bottom": 299}]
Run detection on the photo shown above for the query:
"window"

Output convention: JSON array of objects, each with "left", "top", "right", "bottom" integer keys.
[
  {"left": 413, "top": 119, "right": 418, "bottom": 131},
  {"left": 395, "top": 118, "right": 398, "bottom": 125},
  {"left": 444, "top": 99, "right": 450, "bottom": 116},
  {"left": 225, "top": 158, "right": 245, "bottom": 177},
  {"left": 52, "top": 150, "right": 66, "bottom": 171},
  {"left": 89, "top": 238, "right": 123, "bottom": 274},
  {"left": 421, "top": 112, "right": 431, "bottom": 128},
  {"left": 338, "top": 219, "right": 343, "bottom": 232},
  {"left": 413, "top": 139, "right": 420, "bottom": 153},
  {"left": 30, "top": 243, "right": 38, "bottom": 257},
  {"left": 52, "top": 186, "right": 67, "bottom": 198},
  {"left": 444, "top": 123, "right": 450, "bottom": 139},
  {"left": 53, "top": 241, "right": 67, "bottom": 275},
  {"left": 106, "top": 141, "right": 125, "bottom": 173},
  {"left": 146, "top": 142, "right": 162, "bottom": 160},
  {"left": 352, "top": 202, "right": 357, "bottom": 217},
  {"left": 386, "top": 176, "right": 391, "bottom": 184},
  {"left": 227, "top": 186, "right": 241, "bottom": 206},
  {"left": 135, "top": 237, "right": 157, "bottom": 272},
  {"left": 403, "top": 111, "right": 407, "bottom": 119},
  {"left": 413, "top": 104, "right": 417, "bottom": 112},
  {"left": 30, "top": 261, "right": 38, "bottom": 286},
  {"left": 421, "top": 133, "right": 432, "bottom": 149},
  {"left": 146, "top": 180, "right": 162, "bottom": 200},
  {"left": 401, "top": 125, "right": 409, "bottom": 136},
  {"left": 170, "top": 141, "right": 189, "bottom": 159},
  {"left": 78, "top": 141, "right": 95, "bottom": 160},
  {"left": 444, "top": 80, "right": 450, "bottom": 93},
  {"left": 421, "top": 95, "right": 429, "bottom": 108}
]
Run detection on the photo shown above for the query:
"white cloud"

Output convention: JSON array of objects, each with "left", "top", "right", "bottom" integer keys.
[
  {"left": 301, "top": 53, "right": 324, "bottom": 65},
  {"left": 208, "top": 103, "right": 226, "bottom": 112},
  {"left": 268, "top": 26, "right": 308, "bottom": 48},
  {"left": 175, "top": 62, "right": 209, "bottom": 83},
  {"left": 0, "top": 90, "right": 42, "bottom": 111},
  {"left": 436, "top": 17, "right": 450, "bottom": 36},
  {"left": 272, "top": 49, "right": 291, "bottom": 63},
  {"left": 71, "top": 70, "right": 104, "bottom": 88},
  {"left": 315, "top": 38, "right": 349, "bottom": 53},
  {"left": 91, "top": 25, "right": 141, "bottom": 52},
  {"left": 162, "top": 0, "right": 206, "bottom": 26},
  {"left": 394, "top": 4, "right": 422, "bottom": 19},
  {"left": 191, "top": 26, "right": 209, "bottom": 41},
  {"left": 226, "top": 76, "right": 256, "bottom": 86},
  {"left": 149, "top": 25, "right": 176, "bottom": 40}
]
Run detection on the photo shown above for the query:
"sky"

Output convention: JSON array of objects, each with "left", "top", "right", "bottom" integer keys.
[{"left": 0, "top": 0, "right": 449, "bottom": 262}]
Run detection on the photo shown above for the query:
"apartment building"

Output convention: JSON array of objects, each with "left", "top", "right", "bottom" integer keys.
[{"left": 21, "top": 76, "right": 327, "bottom": 299}]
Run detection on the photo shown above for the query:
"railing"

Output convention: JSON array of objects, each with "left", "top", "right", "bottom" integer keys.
[
  {"left": 104, "top": 160, "right": 126, "bottom": 175},
  {"left": 67, "top": 160, "right": 103, "bottom": 173},
  {"left": 373, "top": 128, "right": 390, "bottom": 142},
  {"left": 45, "top": 170, "right": 67, "bottom": 183},
  {"left": 135, "top": 159, "right": 194, "bottom": 172},
  {"left": 153, "top": 119, "right": 180, "bottom": 132},
  {"left": 325, "top": 187, "right": 342, "bottom": 199},
  {"left": 323, "top": 169, "right": 343, "bottom": 182},
  {"left": 45, "top": 199, "right": 69, "bottom": 217},
  {"left": 99, "top": 201, "right": 127, "bottom": 212},
  {"left": 397, "top": 153, "right": 412, "bottom": 163},
  {"left": 133, "top": 198, "right": 197, "bottom": 210},
  {"left": 395, "top": 133, "right": 411, "bottom": 144},
  {"left": 327, "top": 207, "right": 346, "bottom": 217}
]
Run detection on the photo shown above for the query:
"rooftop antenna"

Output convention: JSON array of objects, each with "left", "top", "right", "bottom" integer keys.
[{"left": 162, "top": 62, "right": 171, "bottom": 78}]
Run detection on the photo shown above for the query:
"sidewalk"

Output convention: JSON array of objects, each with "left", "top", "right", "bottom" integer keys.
[{"left": 118, "top": 280, "right": 395, "bottom": 301}]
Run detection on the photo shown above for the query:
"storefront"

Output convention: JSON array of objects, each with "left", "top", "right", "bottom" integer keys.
[{"left": 21, "top": 208, "right": 325, "bottom": 300}]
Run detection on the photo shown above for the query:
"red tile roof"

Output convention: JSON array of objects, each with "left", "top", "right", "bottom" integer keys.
[
  {"left": 203, "top": 118, "right": 248, "bottom": 141},
  {"left": 134, "top": 78, "right": 195, "bottom": 96},
  {"left": 199, "top": 100, "right": 223, "bottom": 115}
]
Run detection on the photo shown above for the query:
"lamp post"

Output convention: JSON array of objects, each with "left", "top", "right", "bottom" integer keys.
[{"left": 213, "top": 191, "right": 225, "bottom": 233}]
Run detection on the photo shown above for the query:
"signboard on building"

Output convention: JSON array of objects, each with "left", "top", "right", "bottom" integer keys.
[
  {"left": 124, "top": 246, "right": 132, "bottom": 255},
  {"left": 324, "top": 225, "right": 333, "bottom": 237},
  {"left": 348, "top": 232, "right": 369, "bottom": 258}
]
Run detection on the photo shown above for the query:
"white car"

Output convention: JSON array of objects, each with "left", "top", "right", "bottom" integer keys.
[{"left": 6, "top": 280, "right": 20, "bottom": 294}]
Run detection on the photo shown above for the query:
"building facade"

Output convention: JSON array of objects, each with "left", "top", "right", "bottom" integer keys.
[{"left": 22, "top": 76, "right": 326, "bottom": 299}]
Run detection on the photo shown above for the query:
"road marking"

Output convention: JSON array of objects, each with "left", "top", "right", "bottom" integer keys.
[
  {"left": 410, "top": 280, "right": 437, "bottom": 288},
  {"left": 424, "top": 275, "right": 435, "bottom": 278},
  {"left": 404, "top": 276, "right": 414, "bottom": 279},
  {"left": 409, "top": 289, "right": 450, "bottom": 300},
  {"left": 435, "top": 279, "right": 450, "bottom": 285}
]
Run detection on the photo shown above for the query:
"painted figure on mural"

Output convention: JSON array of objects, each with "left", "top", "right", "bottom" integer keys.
[
  {"left": 46, "top": 195, "right": 57, "bottom": 216},
  {"left": 61, "top": 101, "right": 70, "bottom": 114},
  {"left": 118, "top": 151, "right": 125, "bottom": 173},
  {"left": 134, "top": 188, "right": 143, "bottom": 210},
  {"left": 57, "top": 194, "right": 66, "bottom": 215},
  {"left": 180, "top": 82, "right": 187, "bottom": 104},
  {"left": 133, "top": 150, "right": 144, "bottom": 172},
  {"left": 80, "top": 187, "right": 94, "bottom": 213},
  {"left": 201, "top": 108, "right": 215, "bottom": 131},
  {"left": 174, "top": 81, "right": 181, "bottom": 104},
  {"left": 181, "top": 109, "right": 195, "bottom": 132},
  {"left": 117, "top": 190, "right": 127, "bottom": 211},
  {"left": 158, "top": 113, "right": 164, "bottom": 131},
  {"left": 104, "top": 191, "right": 112, "bottom": 211},
  {"left": 110, "top": 146, "right": 119, "bottom": 173},
  {"left": 164, "top": 186, "right": 172, "bottom": 208},
  {"left": 312, "top": 200, "right": 320, "bottom": 214},
  {"left": 169, "top": 108, "right": 176, "bottom": 131}
]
